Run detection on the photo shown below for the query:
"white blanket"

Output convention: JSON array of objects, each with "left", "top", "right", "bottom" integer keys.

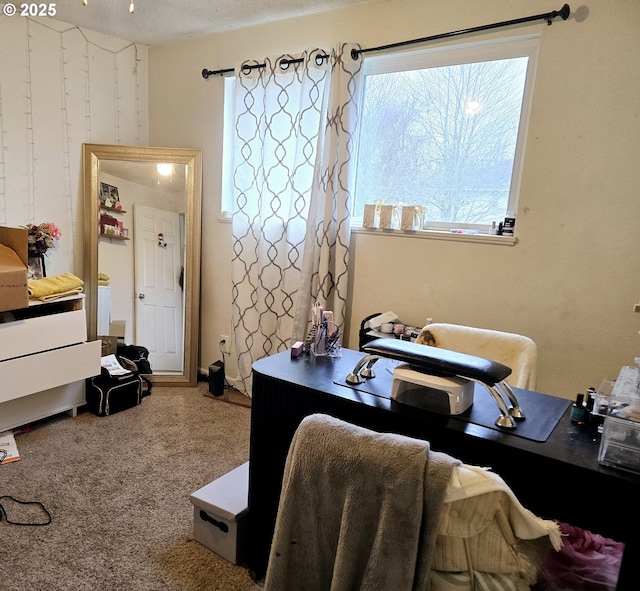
[
  {"left": 444, "top": 464, "right": 562, "bottom": 551},
  {"left": 416, "top": 323, "right": 538, "bottom": 390},
  {"left": 264, "top": 414, "right": 460, "bottom": 591}
]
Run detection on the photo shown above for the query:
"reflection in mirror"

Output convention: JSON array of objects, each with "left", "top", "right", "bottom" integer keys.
[{"left": 83, "top": 145, "right": 202, "bottom": 386}]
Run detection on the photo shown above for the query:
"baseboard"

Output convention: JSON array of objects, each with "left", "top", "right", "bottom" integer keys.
[{"left": 203, "top": 388, "right": 251, "bottom": 408}]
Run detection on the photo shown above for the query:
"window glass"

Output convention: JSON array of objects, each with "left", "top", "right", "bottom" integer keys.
[
  {"left": 221, "top": 75, "right": 235, "bottom": 217},
  {"left": 353, "top": 36, "right": 539, "bottom": 233}
]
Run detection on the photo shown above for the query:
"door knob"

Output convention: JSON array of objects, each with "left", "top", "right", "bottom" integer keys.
[{"left": 138, "top": 293, "right": 145, "bottom": 299}]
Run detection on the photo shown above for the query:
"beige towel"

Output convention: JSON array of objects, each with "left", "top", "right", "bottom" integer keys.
[
  {"left": 28, "top": 273, "right": 84, "bottom": 301},
  {"left": 264, "top": 414, "right": 459, "bottom": 591}
]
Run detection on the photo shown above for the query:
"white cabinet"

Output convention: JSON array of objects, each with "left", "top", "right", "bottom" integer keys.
[{"left": 0, "top": 294, "right": 101, "bottom": 432}]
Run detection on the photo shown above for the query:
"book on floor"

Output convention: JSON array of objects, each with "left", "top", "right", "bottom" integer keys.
[{"left": 0, "top": 430, "right": 20, "bottom": 464}]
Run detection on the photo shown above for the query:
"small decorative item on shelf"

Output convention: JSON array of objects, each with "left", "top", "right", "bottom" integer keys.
[
  {"left": 401, "top": 205, "right": 426, "bottom": 231},
  {"left": 99, "top": 182, "right": 120, "bottom": 209},
  {"left": 99, "top": 211, "right": 129, "bottom": 240},
  {"left": 100, "top": 213, "right": 118, "bottom": 235},
  {"left": 362, "top": 203, "right": 379, "bottom": 228},
  {"left": 25, "top": 221, "right": 61, "bottom": 279},
  {"left": 379, "top": 204, "right": 399, "bottom": 229}
]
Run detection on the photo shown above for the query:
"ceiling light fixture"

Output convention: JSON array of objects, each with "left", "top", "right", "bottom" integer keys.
[
  {"left": 81, "top": 1, "right": 135, "bottom": 13},
  {"left": 157, "top": 163, "right": 173, "bottom": 177}
]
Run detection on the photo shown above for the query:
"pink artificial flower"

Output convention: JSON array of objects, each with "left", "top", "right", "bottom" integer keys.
[{"left": 46, "top": 222, "right": 62, "bottom": 240}]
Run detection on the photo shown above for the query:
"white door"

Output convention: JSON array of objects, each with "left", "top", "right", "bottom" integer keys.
[{"left": 133, "top": 204, "right": 184, "bottom": 372}]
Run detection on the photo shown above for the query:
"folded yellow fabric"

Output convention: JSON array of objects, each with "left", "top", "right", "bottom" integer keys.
[
  {"left": 28, "top": 273, "right": 84, "bottom": 299},
  {"left": 38, "top": 287, "right": 84, "bottom": 302}
]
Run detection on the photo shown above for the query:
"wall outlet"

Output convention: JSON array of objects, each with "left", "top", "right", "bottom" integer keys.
[{"left": 220, "top": 335, "right": 231, "bottom": 354}]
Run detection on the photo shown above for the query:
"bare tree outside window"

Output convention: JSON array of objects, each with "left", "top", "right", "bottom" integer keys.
[{"left": 354, "top": 55, "right": 529, "bottom": 228}]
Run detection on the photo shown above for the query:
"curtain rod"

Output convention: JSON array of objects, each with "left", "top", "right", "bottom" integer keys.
[{"left": 201, "top": 3, "right": 570, "bottom": 80}]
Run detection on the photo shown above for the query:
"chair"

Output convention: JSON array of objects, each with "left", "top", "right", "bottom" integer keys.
[
  {"left": 263, "top": 413, "right": 460, "bottom": 591},
  {"left": 416, "top": 323, "right": 537, "bottom": 390},
  {"left": 264, "top": 414, "right": 560, "bottom": 591}
]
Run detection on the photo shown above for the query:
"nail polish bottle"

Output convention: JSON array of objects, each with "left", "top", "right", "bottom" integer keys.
[{"left": 571, "top": 393, "right": 587, "bottom": 425}]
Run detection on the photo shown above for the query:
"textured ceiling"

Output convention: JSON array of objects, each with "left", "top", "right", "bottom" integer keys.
[
  {"left": 100, "top": 160, "right": 187, "bottom": 194},
  {"left": 50, "top": 0, "right": 375, "bottom": 45}
]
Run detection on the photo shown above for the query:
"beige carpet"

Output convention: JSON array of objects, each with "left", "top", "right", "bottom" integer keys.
[{"left": 0, "top": 383, "right": 261, "bottom": 591}]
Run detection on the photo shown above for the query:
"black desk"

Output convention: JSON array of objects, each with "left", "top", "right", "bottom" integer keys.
[{"left": 247, "top": 348, "right": 639, "bottom": 588}]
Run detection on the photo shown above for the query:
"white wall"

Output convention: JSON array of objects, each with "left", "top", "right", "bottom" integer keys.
[
  {"left": 148, "top": 0, "right": 639, "bottom": 398},
  {"left": 0, "top": 16, "right": 148, "bottom": 277}
]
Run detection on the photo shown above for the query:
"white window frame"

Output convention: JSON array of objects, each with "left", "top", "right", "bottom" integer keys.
[{"left": 354, "top": 34, "right": 541, "bottom": 241}]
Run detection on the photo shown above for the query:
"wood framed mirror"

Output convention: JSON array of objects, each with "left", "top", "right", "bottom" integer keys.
[{"left": 82, "top": 144, "right": 202, "bottom": 386}]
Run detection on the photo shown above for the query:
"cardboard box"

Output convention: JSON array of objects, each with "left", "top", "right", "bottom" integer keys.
[
  {"left": 0, "top": 227, "right": 28, "bottom": 313},
  {"left": 109, "top": 320, "right": 126, "bottom": 340},
  {"left": 99, "top": 335, "right": 119, "bottom": 356}
]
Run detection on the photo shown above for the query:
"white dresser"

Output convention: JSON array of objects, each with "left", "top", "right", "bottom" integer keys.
[{"left": 0, "top": 294, "right": 101, "bottom": 432}]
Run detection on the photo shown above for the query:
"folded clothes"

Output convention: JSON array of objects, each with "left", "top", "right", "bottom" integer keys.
[
  {"left": 28, "top": 273, "right": 84, "bottom": 300},
  {"left": 37, "top": 287, "right": 83, "bottom": 302}
]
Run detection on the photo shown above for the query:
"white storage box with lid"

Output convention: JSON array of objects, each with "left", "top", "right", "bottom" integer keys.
[{"left": 189, "top": 461, "right": 249, "bottom": 564}]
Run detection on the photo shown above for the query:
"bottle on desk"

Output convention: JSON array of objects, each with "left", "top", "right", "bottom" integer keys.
[
  {"left": 586, "top": 386, "right": 605, "bottom": 434},
  {"left": 571, "top": 393, "right": 587, "bottom": 425}
]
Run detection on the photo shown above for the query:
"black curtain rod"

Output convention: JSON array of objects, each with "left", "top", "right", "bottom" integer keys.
[
  {"left": 202, "top": 53, "right": 329, "bottom": 79},
  {"left": 202, "top": 3, "right": 570, "bottom": 80}
]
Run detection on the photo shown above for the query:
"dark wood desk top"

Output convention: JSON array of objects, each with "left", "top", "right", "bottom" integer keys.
[{"left": 253, "top": 348, "right": 636, "bottom": 479}]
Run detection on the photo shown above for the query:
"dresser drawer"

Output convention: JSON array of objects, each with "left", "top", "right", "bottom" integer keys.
[
  {"left": 0, "top": 309, "right": 88, "bottom": 362},
  {"left": 0, "top": 340, "right": 101, "bottom": 403}
]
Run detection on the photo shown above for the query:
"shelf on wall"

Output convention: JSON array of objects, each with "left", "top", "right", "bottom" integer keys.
[
  {"left": 99, "top": 205, "right": 127, "bottom": 214},
  {"left": 99, "top": 232, "right": 129, "bottom": 241}
]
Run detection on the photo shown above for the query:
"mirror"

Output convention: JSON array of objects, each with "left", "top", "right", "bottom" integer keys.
[{"left": 83, "top": 144, "right": 202, "bottom": 386}]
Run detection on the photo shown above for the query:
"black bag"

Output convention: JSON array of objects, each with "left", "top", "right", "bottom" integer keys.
[
  {"left": 86, "top": 366, "right": 142, "bottom": 416},
  {"left": 116, "top": 343, "right": 152, "bottom": 375},
  {"left": 116, "top": 344, "right": 153, "bottom": 396}
]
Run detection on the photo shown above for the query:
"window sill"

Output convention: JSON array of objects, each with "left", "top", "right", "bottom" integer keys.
[
  {"left": 351, "top": 226, "right": 517, "bottom": 246},
  {"left": 219, "top": 214, "right": 517, "bottom": 246}
]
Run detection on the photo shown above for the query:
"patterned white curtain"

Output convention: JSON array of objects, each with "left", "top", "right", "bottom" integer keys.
[{"left": 231, "top": 44, "right": 363, "bottom": 395}]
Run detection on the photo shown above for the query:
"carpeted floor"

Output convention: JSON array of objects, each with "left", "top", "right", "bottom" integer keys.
[{"left": 0, "top": 383, "right": 261, "bottom": 591}]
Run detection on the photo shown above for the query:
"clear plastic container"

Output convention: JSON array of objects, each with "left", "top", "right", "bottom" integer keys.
[{"left": 598, "top": 366, "right": 640, "bottom": 474}]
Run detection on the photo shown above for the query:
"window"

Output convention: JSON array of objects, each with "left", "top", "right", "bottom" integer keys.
[
  {"left": 221, "top": 75, "right": 235, "bottom": 217},
  {"left": 353, "top": 35, "right": 540, "bottom": 234}
]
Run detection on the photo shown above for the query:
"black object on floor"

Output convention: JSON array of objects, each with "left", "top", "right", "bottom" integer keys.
[{"left": 208, "top": 360, "right": 225, "bottom": 397}]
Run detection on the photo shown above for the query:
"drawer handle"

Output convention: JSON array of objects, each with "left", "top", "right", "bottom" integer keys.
[{"left": 199, "top": 510, "right": 229, "bottom": 533}]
